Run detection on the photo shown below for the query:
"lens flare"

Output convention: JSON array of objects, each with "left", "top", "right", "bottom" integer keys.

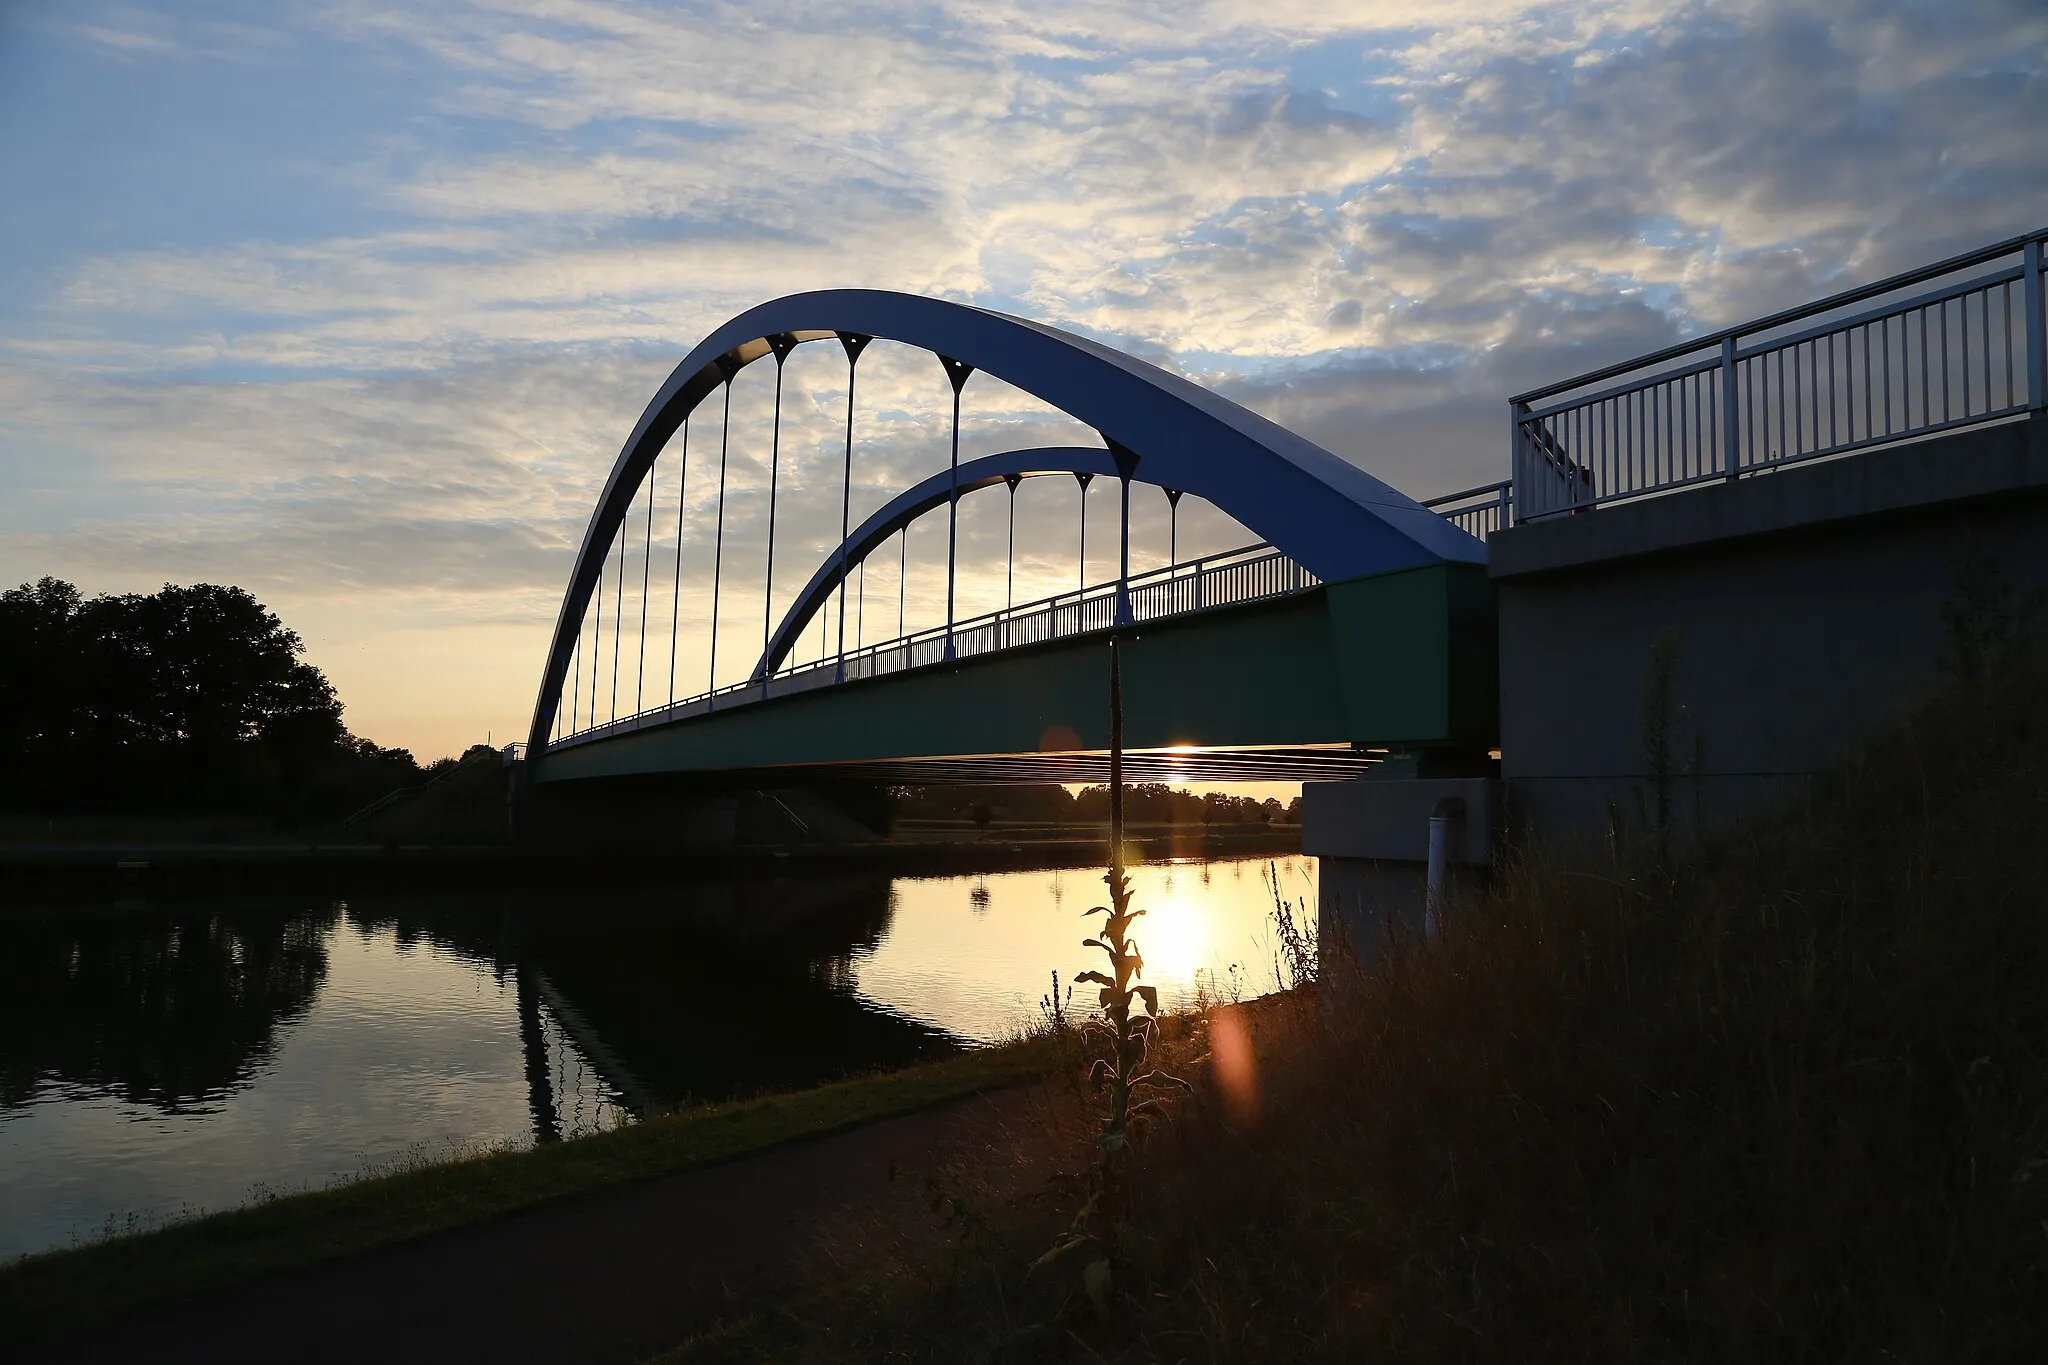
[{"left": 1208, "top": 1004, "right": 1259, "bottom": 1125}]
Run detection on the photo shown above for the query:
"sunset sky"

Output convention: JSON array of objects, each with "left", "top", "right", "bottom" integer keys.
[{"left": 2, "top": 0, "right": 2042, "bottom": 760}]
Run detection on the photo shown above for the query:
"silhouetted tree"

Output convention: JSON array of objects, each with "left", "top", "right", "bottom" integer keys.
[
  {"left": 0, "top": 577, "right": 424, "bottom": 819},
  {"left": 1068, "top": 783, "right": 1296, "bottom": 826}
]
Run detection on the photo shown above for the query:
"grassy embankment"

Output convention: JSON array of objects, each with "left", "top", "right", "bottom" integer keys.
[
  {"left": 666, "top": 651, "right": 2048, "bottom": 1361},
  {"left": 0, "top": 1034, "right": 1061, "bottom": 1345}
]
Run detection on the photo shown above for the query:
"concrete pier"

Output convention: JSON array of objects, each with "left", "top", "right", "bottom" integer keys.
[{"left": 1301, "top": 771, "right": 1495, "bottom": 964}]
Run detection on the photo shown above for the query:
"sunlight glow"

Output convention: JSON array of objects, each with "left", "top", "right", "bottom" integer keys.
[{"left": 1131, "top": 883, "right": 1213, "bottom": 994}]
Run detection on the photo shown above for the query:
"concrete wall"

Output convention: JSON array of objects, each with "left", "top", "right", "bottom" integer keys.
[
  {"left": 1316, "top": 857, "right": 1427, "bottom": 969},
  {"left": 1492, "top": 412, "right": 2048, "bottom": 844},
  {"left": 1301, "top": 776, "right": 1496, "bottom": 864}
]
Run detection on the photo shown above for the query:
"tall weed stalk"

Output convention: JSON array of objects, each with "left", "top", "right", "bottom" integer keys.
[{"left": 1038, "top": 636, "right": 1188, "bottom": 1309}]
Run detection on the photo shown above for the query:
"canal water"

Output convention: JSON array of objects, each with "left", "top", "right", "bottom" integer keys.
[{"left": 0, "top": 854, "right": 1315, "bottom": 1261}]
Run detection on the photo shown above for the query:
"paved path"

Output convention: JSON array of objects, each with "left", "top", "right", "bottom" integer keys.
[{"left": 30, "top": 1087, "right": 1034, "bottom": 1365}]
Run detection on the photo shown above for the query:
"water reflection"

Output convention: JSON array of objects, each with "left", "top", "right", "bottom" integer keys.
[
  {"left": 0, "top": 907, "right": 334, "bottom": 1113},
  {"left": 0, "top": 855, "right": 1312, "bottom": 1259},
  {"left": 855, "top": 858, "right": 1316, "bottom": 1041},
  {"left": 343, "top": 876, "right": 958, "bottom": 1114}
]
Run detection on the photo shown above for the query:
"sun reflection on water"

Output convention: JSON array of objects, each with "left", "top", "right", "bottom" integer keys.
[
  {"left": 1129, "top": 877, "right": 1213, "bottom": 996},
  {"left": 850, "top": 855, "right": 1317, "bottom": 1041}
]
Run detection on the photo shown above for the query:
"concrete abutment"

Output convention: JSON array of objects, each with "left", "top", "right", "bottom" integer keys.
[{"left": 1305, "top": 412, "right": 2048, "bottom": 929}]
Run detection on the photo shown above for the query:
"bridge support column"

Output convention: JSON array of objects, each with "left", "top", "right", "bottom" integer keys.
[
  {"left": 1302, "top": 768, "right": 1496, "bottom": 973},
  {"left": 1116, "top": 474, "right": 1132, "bottom": 625},
  {"left": 666, "top": 416, "right": 689, "bottom": 708},
  {"left": 941, "top": 355, "right": 974, "bottom": 662},
  {"left": 1110, "top": 439, "right": 1138, "bottom": 625},
  {"left": 706, "top": 368, "right": 735, "bottom": 710},
  {"left": 834, "top": 333, "right": 870, "bottom": 683},
  {"left": 609, "top": 513, "right": 626, "bottom": 725},
  {"left": 1003, "top": 473, "right": 1021, "bottom": 646},
  {"left": 1074, "top": 471, "right": 1093, "bottom": 592},
  {"left": 762, "top": 334, "right": 797, "bottom": 697}
]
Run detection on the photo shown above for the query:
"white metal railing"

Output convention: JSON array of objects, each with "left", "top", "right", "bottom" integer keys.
[
  {"left": 1511, "top": 228, "right": 2048, "bottom": 521},
  {"left": 1423, "top": 480, "right": 1512, "bottom": 539},
  {"left": 555, "top": 543, "right": 1317, "bottom": 746}
]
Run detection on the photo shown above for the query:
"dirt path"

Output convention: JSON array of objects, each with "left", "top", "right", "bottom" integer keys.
[{"left": 27, "top": 1085, "right": 1044, "bottom": 1365}]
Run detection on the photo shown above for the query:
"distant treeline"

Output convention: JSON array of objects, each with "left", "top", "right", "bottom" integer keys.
[
  {"left": 894, "top": 781, "right": 1297, "bottom": 827},
  {"left": 0, "top": 577, "right": 429, "bottom": 821}
]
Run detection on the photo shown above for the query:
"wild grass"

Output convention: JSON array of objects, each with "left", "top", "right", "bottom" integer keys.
[{"left": 669, "top": 651, "right": 2048, "bottom": 1362}]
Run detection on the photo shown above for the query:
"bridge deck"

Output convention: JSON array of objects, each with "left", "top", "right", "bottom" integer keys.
[
  {"left": 532, "top": 560, "right": 1497, "bottom": 787},
  {"left": 553, "top": 542, "right": 1316, "bottom": 751}
]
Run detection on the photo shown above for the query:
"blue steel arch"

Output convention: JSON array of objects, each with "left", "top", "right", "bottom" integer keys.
[
  {"left": 528, "top": 290, "right": 1484, "bottom": 755},
  {"left": 754, "top": 445, "right": 1118, "bottom": 679}
]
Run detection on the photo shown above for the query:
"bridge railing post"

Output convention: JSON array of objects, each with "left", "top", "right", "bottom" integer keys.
[
  {"left": 2026, "top": 236, "right": 2046, "bottom": 412},
  {"left": 1508, "top": 400, "right": 1529, "bottom": 520},
  {"left": 1720, "top": 334, "right": 1742, "bottom": 480},
  {"left": 1115, "top": 474, "right": 1133, "bottom": 627}
]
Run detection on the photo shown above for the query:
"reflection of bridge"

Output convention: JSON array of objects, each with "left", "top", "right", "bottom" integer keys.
[
  {"left": 524, "top": 292, "right": 1501, "bottom": 789},
  {"left": 358, "top": 882, "right": 956, "bottom": 1142}
]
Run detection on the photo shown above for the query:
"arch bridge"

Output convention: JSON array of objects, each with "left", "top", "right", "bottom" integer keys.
[{"left": 523, "top": 291, "right": 1502, "bottom": 789}]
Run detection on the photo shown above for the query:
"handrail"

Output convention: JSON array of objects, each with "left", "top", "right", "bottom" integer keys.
[
  {"left": 1512, "top": 226, "right": 2048, "bottom": 406},
  {"left": 555, "top": 542, "right": 1318, "bottom": 746},
  {"left": 341, "top": 786, "right": 412, "bottom": 831},
  {"left": 1423, "top": 479, "right": 1512, "bottom": 540},
  {"left": 1510, "top": 228, "right": 2048, "bottom": 523},
  {"left": 342, "top": 746, "right": 502, "bottom": 827},
  {"left": 784, "top": 540, "right": 1281, "bottom": 679},
  {"left": 1422, "top": 480, "right": 1512, "bottom": 508}
]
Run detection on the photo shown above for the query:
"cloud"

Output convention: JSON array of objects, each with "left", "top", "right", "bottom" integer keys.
[
  {"left": 57, "top": 4, "right": 291, "bottom": 62},
  {"left": 4, "top": 0, "right": 2044, "bottom": 752}
]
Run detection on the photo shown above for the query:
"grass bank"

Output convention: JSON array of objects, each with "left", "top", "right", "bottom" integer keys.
[
  {"left": 671, "top": 656, "right": 2048, "bottom": 1361},
  {"left": 0, "top": 1034, "right": 1060, "bottom": 1346}
]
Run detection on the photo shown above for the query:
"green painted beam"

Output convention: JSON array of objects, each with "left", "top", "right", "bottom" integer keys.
[
  {"left": 532, "top": 563, "right": 1496, "bottom": 784},
  {"left": 1325, "top": 561, "right": 1498, "bottom": 749}
]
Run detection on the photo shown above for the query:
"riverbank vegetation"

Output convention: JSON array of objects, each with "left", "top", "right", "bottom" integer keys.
[
  {"left": 0, "top": 577, "right": 432, "bottom": 822},
  {"left": 668, "top": 649, "right": 2048, "bottom": 1360},
  {"left": 893, "top": 782, "right": 1297, "bottom": 835}
]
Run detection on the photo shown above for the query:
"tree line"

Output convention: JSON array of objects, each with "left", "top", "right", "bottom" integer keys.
[
  {"left": 894, "top": 781, "right": 1298, "bottom": 827},
  {"left": 1071, "top": 782, "right": 1297, "bottom": 825},
  {"left": 0, "top": 578, "right": 429, "bottom": 821}
]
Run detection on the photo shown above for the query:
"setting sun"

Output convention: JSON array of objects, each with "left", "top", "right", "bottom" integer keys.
[{"left": 1129, "top": 879, "right": 1214, "bottom": 996}]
